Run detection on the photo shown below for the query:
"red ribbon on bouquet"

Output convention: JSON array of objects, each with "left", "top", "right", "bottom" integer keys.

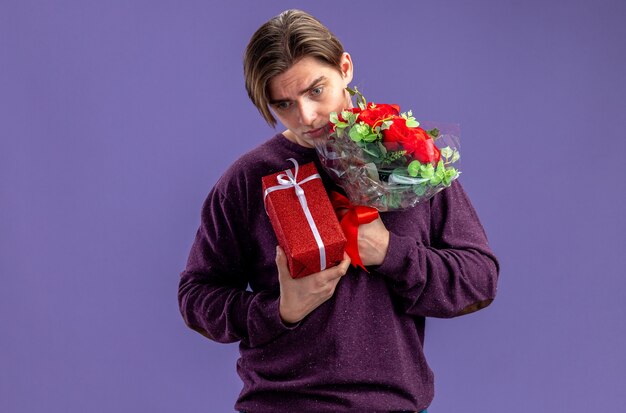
[{"left": 329, "top": 192, "right": 379, "bottom": 272}]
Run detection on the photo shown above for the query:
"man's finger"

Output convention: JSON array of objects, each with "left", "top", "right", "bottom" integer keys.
[
  {"left": 275, "top": 245, "right": 291, "bottom": 280},
  {"left": 339, "top": 254, "right": 351, "bottom": 271},
  {"left": 320, "top": 255, "right": 351, "bottom": 281}
]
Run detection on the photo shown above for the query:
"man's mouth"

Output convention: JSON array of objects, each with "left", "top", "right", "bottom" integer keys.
[{"left": 304, "top": 125, "right": 329, "bottom": 139}]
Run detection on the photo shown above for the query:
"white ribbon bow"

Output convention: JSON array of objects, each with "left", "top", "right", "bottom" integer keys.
[{"left": 263, "top": 158, "right": 327, "bottom": 271}]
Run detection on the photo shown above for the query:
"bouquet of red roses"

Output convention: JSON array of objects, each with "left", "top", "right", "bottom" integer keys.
[{"left": 314, "top": 88, "right": 461, "bottom": 211}]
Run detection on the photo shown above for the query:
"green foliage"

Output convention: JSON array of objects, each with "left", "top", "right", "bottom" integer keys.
[
  {"left": 413, "top": 184, "right": 428, "bottom": 196},
  {"left": 381, "top": 120, "right": 393, "bottom": 131},
  {"left": 440, "top": 146, "right": 460, "bottom": 165},
  {"left": 407, "top": 160, "right": 420, "bottom": 177},
  {"left": 346, "top": 86, "right": 367, "bottom": 109},
  {"left": 349, "top": 123, "right": 377, "bottom": 143},
  {"left": 427, "top": 128, "right": 440, "bottom": 138},
  {"left": 440, "top": 147, "right": 453, "bottom": 159},
  {"left": 381, "top": 150, "right": 407, "bottom": 166},
  {"left": 401, "top": 158, "right": 457, "bottom": 189},
  {"left": 443, "top": 168, "right": 459, "bottom": 186},
  {"left": 358, "top": 141, "right": 389, "bottom": 159},
  {"left": 420, "top": 163, "right": 435, "bottom": 179},
  {"left": 401, "top": 110, "right": 420, "bottom": 128},
  {"left": 328, "top": 89, "right": 462, "bottom": 204},
  {"left": 341, "top": 110, "right": 359, "bottom": 124},
  {"left": 451, "top": 150, "right": 460, "bottom": 163}
]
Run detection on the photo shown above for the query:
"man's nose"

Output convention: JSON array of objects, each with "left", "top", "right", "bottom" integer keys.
[{"left": 298, "top": 101, "right": 317, "bottom": 125}]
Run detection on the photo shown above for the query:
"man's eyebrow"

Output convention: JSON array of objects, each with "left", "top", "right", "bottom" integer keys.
[{"left": 269, "top": 76, "right": 327, "bottom": 104}]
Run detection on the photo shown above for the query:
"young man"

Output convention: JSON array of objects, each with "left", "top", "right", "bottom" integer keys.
[{"left": 178, "top": 9, "right": 499, "bottom": 413}]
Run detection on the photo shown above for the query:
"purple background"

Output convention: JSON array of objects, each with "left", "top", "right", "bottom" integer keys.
[{"left": 2, "top": 1, "right": 625, "bottom": 411}]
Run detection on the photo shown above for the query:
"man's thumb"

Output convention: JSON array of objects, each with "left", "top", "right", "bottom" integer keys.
[{"left": 275, "top": 245, "right": 290, "bottom": 279}]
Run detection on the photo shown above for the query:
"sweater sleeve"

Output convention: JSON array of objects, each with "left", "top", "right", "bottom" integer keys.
[
  {"left": 373, "top": 180, "right": 499, "bottom": 318},
  {"left": 178, "top": 184, "right": 297, "bottom": 348}
]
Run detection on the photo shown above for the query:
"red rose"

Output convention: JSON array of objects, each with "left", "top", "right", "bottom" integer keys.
[
  {"left": 357, "top": 103, "right": 400, "bottom": 127},
  {"left": 382, "top": 119, "right": 440, "bottom": 164}
]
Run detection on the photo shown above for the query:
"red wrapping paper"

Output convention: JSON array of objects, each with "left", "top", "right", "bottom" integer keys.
[{"left": 262, "top": 161, "right": 346, "bottom": 278}]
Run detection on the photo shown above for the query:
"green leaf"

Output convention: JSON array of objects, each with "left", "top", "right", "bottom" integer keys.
[
  {"left": 443, "top": 168, "right": 458, "bottom": 186},
  {"left": 349, "top": 126, "right": 363, "bottom": 142},
  {"left": 451, "top": 150, "right": 460, "bottom": 163},
  {"left": 440, "top": 147, "right": 453, "bottom": 159},
  {"left": 347, "top": 122, "right": 373, "bottom": 143},
  {"left": 414, "top": 184, "right": 427, "bottom": 196},
  {"left": 341, "top": 110, "right": 359, "bottom": 125},
  {"left": 433, "top": 161, "right": 445, "bottom": 184},
  {"left": 329, "top": 112, "right": 339, "bottom": 124},
  {"left": 427, "top": 128, "right": 440, "bottom": 138},
  {"left": 386, "top": 191, "right": 402, "bottom": 209},
  {"left": 407, "top": 160, "right": 421, "bottom": 177},
  {"left": 405, "top": 119, "right": 419, "bottom": 128},
  {"left": 430, "top": 175, "right": 442, "bottom": 186},
  {"left": 363, "top": 133, "right": 378, "bottom": 142},
  {"left": 436, "top": 160, "right": 445, "bottom": 175},
  {"left": 348, "top": 86, "right": 367, "bottom": 108},
  {"left": 361, "top": 142, "right": 383, "bottom": 158},
  {"left": 401, "top": 110, "right": 419, "bottom": 128},
  {"left": 420, "top": 163, "right": 434, "bottom": 179},
  {"left": 381, "top": 120, "right": 393, "bottom": 130},
  {"left": 381, "top": 150, "right": 407, "bottom": 165}
]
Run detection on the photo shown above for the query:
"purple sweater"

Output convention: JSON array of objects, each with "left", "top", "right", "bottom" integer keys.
[{"left": 178, "top": 133, "right": 499, "bottom": 413}]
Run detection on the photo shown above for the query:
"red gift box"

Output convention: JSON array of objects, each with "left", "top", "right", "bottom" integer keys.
[{"left": 262, "top": 159, "right": 346, "bottom": 278}]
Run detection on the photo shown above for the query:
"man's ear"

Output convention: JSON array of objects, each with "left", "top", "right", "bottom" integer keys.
[{"left": 340, "top": 52, "right": 353, "bottom": 86}]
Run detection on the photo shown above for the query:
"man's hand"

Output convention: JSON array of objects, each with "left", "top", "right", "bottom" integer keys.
[
  {"left": 276, "top": 246, "right": 351, "bottom": 324},
  {"left": 335, "top": 209, "right": 390, "bottom": 267},
  {"left": 355, "top": 216, "right": 390, "bottom": 266}
]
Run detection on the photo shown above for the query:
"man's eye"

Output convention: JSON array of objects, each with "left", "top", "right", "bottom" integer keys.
[
  {"left": 275, "top": 102, "right": 291, "bottom": 110},
  {"left": 310, "top": 87, "right": 323, "bottom": 97}
]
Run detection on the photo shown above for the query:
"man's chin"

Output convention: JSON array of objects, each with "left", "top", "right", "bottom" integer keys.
[{"left": 282, "top": 130, "right": 315, "bottom": 148}]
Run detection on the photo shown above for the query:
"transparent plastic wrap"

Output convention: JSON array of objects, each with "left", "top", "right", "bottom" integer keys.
[{"left": 314, "top": 89, "right": 461, "bottom": 211}]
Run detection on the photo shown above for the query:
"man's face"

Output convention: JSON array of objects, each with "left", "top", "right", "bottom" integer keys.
[{"left": 267, "top": 54, "right": 354, "bottom": 148}]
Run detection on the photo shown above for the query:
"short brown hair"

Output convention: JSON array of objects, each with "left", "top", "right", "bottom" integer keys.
[{"left": 243, "top": 9, "right": 345, "bottom": 127}]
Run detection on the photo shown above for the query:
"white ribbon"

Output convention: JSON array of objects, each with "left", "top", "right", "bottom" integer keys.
[{"left": 263, "top": 158, "right": 327, "bottom": 271}]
